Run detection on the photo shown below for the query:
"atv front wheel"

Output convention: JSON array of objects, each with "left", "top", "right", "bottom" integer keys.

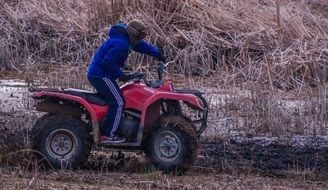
[
  {"left": 32, "top": 114, "right": 91, "bottom": 169},
  {"left": 147, "top": 116, "right": 198, "bottom": 174}
]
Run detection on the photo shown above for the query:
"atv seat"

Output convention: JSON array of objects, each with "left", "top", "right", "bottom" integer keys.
[{"left": 63, "top": 89, "right": 108, "bottom": 106}]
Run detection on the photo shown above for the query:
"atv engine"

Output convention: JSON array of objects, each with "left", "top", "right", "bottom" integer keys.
[
  {"left": 99, "top": 111, "right": 140, "bottom": 142},
  {"left": 119, "top": 114, "right": 139, "bottom": 142}
]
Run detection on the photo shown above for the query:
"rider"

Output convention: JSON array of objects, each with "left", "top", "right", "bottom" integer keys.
[{"left": 87, "top": 19, "right": 166, "bottom": 143}]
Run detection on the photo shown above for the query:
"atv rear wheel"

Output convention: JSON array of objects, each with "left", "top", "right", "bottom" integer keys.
[
  {"left": 147, "top": 116, "right": 198, "bottom": 174},
  {"left": 32, "top": 114, "right": 91, "bottom": 169}
]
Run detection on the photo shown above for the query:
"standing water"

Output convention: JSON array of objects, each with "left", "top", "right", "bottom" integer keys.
[{"left": 0, "top": 79, "right": 29, "bottom": 113}]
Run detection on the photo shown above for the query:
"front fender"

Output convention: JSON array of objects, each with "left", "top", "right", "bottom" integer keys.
[{"left": 140, "top": 92, "right": 204, "bottom": 125}]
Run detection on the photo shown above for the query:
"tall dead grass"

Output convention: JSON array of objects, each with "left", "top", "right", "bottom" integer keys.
[
  {"left": 1, "top": 0, "right": 328, "bottom": 137},
  {"left": 1, "top": 0, "right": 327, "bottom": 88}
]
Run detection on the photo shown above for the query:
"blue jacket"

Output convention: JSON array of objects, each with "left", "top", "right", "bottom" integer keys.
[{"left": 87, "top": 23, "right": 162, "bottom": 79}]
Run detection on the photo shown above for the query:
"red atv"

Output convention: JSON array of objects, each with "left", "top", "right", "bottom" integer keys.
[{"left": 30, "top": 62, "right": 208, "bottom": 173}]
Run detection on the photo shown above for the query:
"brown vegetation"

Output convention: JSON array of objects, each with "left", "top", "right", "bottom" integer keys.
[
  {"left": 1, "top": 0, "right": 327, "bottom": 89},
  {"left": 1, "top": 0, "right": 327, "bottom": 138}
]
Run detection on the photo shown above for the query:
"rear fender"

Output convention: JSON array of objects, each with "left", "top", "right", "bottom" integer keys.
[
  {"left": 33, "top": 91, "right": 107, "bottom": 121},
  {"left": 36, "top": 101, "right": 83, "bottom": 117},
  {"left": 33, "top": 91, "right": 107, "bottom": 144}
]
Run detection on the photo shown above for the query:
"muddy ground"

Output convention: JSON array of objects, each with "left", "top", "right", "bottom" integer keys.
[
  {"left": 1, "top": 166, "right": 327, "bottom": 190},
  {"left": 1, "top": 79, "right": 328, "bottom": 189},
  {"left": 1, "top": 144, "right": 328, "bottom": 189}
]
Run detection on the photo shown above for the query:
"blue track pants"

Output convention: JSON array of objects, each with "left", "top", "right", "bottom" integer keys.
[{"left": 88, "top": 76, "right": 125, "bottom": 137}]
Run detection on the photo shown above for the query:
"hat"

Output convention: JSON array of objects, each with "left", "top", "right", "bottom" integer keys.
[{"left": 127, "top": 19, "right": 147, "bottom": 45}]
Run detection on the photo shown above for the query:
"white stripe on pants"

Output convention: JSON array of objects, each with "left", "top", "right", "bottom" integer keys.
[{"left": 102, "top": 77, "right": 124, "bottom": 137}]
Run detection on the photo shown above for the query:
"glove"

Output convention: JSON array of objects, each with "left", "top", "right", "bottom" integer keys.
[
  {"left": 119, "top": 73, "right": 133, "bottom": 83},
  {"left": 157, "top": 53, "right": 166, "bottom": 63}
]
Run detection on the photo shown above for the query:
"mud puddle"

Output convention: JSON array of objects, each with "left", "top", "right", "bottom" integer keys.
[{"left": 0, "top": 79, "right": 30, "bottom": 113}]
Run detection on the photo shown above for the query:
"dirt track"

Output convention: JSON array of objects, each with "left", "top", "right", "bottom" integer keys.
[
  {"left": 2, "top": 136, "right": 328, "bottom": 189},
  {"left": 1, "top": 80, "right": 328, "bottom": 189},
  {"left": 1, "top": 147, "right": 328, "bottom": 190},
  {"left": 1, "top": 146, "right": 328, "bottom": 190},
  {"left": 1, "top": 168, "right": 328, "bottom": 190},
  {"left": 1, "top": 135, "right": 328, "bottom": 189}
]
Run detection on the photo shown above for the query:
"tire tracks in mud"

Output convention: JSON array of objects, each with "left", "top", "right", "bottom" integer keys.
[
  {"left": 1, "top": 113, "right": 328, "bottom": 174},
  {"left": 0, "top": 114, "right": 29, "bottom": 155},
  {"left": 198, "top": 137, "right": 328, "bottom": 174},
  {"left": 1, "top": 123, "right": 327, "bottom": 176}
]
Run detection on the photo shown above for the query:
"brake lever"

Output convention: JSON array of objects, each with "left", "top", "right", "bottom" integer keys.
[
  {"left": 164, "top": 61, "right": 174, "bottom": 67},
  {"left": 151, "top": 80, "right": 163, "bottom": 88},
  {"left": 144, "top": 79, "right": 152, "bottom": 87}
]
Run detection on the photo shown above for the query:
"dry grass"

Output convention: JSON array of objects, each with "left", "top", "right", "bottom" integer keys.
[
  {"left": 1, "top": 166, "right": 327, "bottom": 189},
  {"left": 0, "top": 0, "right": 327, "bottom": 87},
  {"left": 1, "top": 0, "right": 328, "bottom": 137}
]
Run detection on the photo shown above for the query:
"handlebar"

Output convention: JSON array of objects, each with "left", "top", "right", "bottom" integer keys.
[
  {"left": 130, "top": 72, "right": 144, "bottom": 81},
  {"left": 125, "top": 61, "right": 171, "bottom": 88},
  {"left": 157, "top": 62, "right": 166, "bottom": 82}
]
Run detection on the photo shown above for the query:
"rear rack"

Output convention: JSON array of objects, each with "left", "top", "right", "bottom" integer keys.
[{"left": 29, "top": 87, "right": 62, "bottom": 93}]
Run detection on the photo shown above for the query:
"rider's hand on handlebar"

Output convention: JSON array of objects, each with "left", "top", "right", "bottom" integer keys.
[{"left": 119, "top": 73, "right": 134, "bottom": 83}]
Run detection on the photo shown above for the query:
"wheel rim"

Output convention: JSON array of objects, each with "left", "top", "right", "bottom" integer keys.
[
  {"left": 46, "top": 129, "right": 77, "bottom": 160},
  {"left": 155, "top": 130, "right": 181, "bottom": 162}
]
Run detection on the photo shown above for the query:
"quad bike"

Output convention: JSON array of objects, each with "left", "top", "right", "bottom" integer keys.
[{"left": 30, "top": 62, "right": 208, "bottom": 173}]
